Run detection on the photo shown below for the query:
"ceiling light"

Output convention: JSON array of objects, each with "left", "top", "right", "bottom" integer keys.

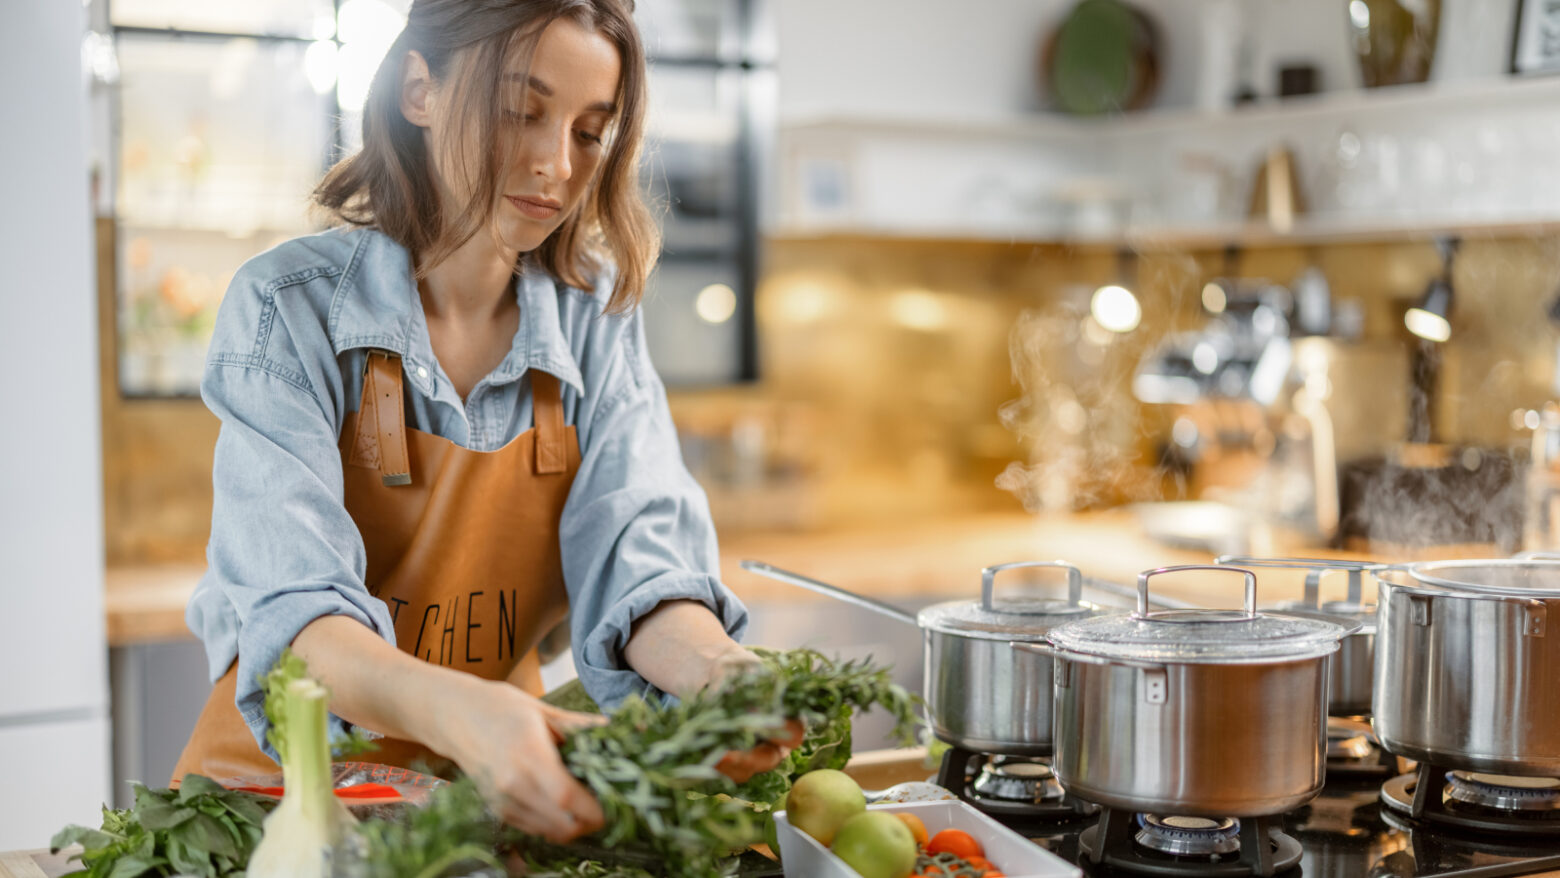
[
  {"left": 1091, "top": 284, "right": 1141, "bottom": 333},
  {"left": 890, "top": 289, "right": 949, "bottom": 332},
  {"left": 1202, "top": 282, "right": 1227, "bottom": 314},
  {"left": 694, "top": 283, "right": 737, "bottom": 324}
]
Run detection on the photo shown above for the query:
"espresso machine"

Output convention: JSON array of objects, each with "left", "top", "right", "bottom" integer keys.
[{"left": 1133, "top": 276, "right": 1341, "bottom": 543}]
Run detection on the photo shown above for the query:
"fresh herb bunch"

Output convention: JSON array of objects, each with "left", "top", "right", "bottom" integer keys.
[
  {"left": 734, "top": 648, "right": 921, "bottom": 807},
  {"left": 521, "top": 859, "right": 658, "bottom": 878},
  {"left": 546, "top": 648, "right": 919, "bottom": 877},
  {"left": 50, "top": 775, "right": 273, "bottom": 878},
  {"left": 355, "top": 778, "right": 505, "bottom": 878}
]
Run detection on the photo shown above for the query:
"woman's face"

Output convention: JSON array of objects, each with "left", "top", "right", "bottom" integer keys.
[{"left": 409, "top": 17, "right": 622, "bottom": 254}]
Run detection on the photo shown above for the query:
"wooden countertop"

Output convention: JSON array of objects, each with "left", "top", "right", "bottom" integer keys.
[{"left": 104, "top": 509, "right": 1385, "bottom": 646}]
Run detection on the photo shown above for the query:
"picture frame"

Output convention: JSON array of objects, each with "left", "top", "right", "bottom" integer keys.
[{"left": 1511, "top": 0, "right": 1560, "bottom": 76}]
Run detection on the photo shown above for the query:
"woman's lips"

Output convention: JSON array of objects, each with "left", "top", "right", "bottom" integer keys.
[{"left": 507, "top": 195, "right": 561, "bottom": 220}]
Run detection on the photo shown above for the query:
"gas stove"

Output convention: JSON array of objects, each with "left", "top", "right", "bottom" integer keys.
[{"left": 938, "top": 750, "right": 1560, "bottom": 877}]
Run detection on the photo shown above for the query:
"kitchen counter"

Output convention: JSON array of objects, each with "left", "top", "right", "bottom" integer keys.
[
  {"left": 11, "top": 749, "right": 1560, "bottom": 878},
  {"left": 103, "top": 509, "right": 1384, "bottom": 646}
]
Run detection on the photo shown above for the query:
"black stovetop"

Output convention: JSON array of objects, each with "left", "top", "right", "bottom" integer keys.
[{"left": 943, "top": 751, "right": 1560, "bottom": 878}]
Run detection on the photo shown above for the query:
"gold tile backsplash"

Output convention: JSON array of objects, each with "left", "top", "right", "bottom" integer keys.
[{"left": 100, "top": 224, "right": 1560, "bottom": 563}]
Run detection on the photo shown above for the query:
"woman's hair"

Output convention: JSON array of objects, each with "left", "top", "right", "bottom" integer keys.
[{"left": 314, "top": 0, "right": 656, "bottom": 313}]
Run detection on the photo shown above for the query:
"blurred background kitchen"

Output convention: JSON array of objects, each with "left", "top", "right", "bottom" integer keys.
[{"left": 6, "top": 0, "right": 1560, "bottom": 851}]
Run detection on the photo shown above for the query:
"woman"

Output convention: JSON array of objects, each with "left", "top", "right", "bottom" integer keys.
[{"left": 172, "top": 0, "right": 788, "bottom": 844}]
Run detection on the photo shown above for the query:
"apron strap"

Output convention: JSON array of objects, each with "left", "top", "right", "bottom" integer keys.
[
  {"left": 359, "top": 350, "right": 412, "bottom": 487},
  {"left": 531, "top": 370, "right": 567, "bottom": 475}
]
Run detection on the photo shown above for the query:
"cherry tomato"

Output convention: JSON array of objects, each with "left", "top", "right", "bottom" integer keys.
[{"left": 925, "top": 828, "right": 984, "bottom": 861}]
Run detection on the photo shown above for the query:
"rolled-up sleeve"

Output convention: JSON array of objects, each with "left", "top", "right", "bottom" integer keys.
[
  {"left": 560, "top": 310, "right": 748, "bottom": 708},
  {"left": 186, "top": 285, "right": 394, "bottom": 761}
]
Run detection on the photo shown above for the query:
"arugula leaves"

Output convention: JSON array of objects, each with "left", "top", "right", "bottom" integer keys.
[{"left": 49, "top": 775, "right": 273, "bottom": 878}]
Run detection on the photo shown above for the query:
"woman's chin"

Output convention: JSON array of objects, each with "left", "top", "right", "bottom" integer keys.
[{"left": 499, "top": 220, "right": 556, "bottom": 255}]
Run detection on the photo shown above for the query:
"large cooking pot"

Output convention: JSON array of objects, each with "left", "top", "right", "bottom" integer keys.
[
  {"left": 1217, "top": 556, "right": 1379, "bottom": 716},
  {"left": 1019, "top": 565, "right": 1355, "bottom": 817},
  {"left": 1373, "top": 559, "right": 1560, "bottom": 775},
  {"left": 741, "top": 560, "right": 1103, "bottom": 756}
]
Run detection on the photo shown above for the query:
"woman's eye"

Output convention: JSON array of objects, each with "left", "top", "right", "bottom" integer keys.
[{"left": 577, "top": 130, "right": 604, "bottom": 145}]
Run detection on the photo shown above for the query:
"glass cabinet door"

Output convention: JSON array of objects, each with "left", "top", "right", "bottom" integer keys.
[{"left": 115, "top": 32, "right": 333, "bottom": 396}]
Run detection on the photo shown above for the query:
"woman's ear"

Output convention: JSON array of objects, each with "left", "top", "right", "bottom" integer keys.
[{"left": 400, "top": 50, "right": 436, "bottom": 128}]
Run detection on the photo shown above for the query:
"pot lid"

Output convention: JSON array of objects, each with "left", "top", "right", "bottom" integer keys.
[
  {"left": 1406, "top": 559, "right": 1560, "bottom": 597},
  {"left": 1047, "top": 565, "right": 1354, "bottom": 664},
  {"left": 918, "top": 561, "right": 1100, "bottom": 641}
]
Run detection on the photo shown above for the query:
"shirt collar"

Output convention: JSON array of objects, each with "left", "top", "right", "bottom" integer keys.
[{"left": 329, "top": 229, "right": 585, "bottom": 396}]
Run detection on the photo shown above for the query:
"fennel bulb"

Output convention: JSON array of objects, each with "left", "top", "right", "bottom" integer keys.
[{"left": 247, "top": 671, "right": 358, "bottom": 878}]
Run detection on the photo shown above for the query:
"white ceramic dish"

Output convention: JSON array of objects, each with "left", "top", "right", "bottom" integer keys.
[{"left": 774, "top": 799, "right": 1081, "bottom": 878}]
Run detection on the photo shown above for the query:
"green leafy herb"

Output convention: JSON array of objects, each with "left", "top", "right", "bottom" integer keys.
[
  {"left": 536, "top": 648, "right": 920, "bottom": 877},
  {"left": 522, "top": 861, "right": 659, "bottom": 878},
  {"left": 539, "top": 678, "right": 601, "bottom": 715},
  {"left": 49, "top": 775, "right": 273, "bottom": 878},
  {"left": 356, "top": 778, "right": 505, "bottom": 878}
]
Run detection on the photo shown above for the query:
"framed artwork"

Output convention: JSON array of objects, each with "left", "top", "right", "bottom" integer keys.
[{"left": 1512, "top": 0, "right": 1560, "bottom": 75}]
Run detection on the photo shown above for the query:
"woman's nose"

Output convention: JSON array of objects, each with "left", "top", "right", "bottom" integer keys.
[{"left": 529, "top": 122, "right": 572, "bottom": 182}]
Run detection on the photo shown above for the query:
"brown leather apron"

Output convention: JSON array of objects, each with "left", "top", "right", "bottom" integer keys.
[{"left": 171, "top": 350, "right": 580, "bottom": 782}]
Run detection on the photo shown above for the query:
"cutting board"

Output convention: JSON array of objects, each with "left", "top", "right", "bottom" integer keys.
[{"left": 0, "top": 850, "right": 64, "bottom": 878}]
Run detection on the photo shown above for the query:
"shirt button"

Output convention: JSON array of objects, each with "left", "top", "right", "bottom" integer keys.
[{"left": 416, "top": 366, "right": 429, "bottom": 379}]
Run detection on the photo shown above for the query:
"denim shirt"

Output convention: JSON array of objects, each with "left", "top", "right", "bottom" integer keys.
[{"left": 185, "top": 226, "right": 748, "bottom": 758}]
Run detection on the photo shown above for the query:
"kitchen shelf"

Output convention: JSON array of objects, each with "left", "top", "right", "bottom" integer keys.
[
  {"left": 768, "top": 214, "right": 1560, "bottom": 251},
  {"left": 779, "top": 75, "right": 1560, "bottom": 143}
]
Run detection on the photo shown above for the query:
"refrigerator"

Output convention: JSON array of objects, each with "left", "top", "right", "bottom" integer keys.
[{"left": 0, "top": 0, "right": 113, "bottom": 853}]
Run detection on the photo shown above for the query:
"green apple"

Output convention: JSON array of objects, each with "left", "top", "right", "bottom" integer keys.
[
  {"left": 783, "top": 769, "right": 865, "bottom": 846},
  {"left": 830, "top": 811, "right": 919, "bottom": 878}
]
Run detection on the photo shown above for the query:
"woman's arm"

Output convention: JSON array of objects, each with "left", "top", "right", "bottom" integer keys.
[
  {"left": 620, "top": 599, "right": 751, "bottom": 697},
  {"left": 292, "top": 615, "right": 605, "bottom": 842}
]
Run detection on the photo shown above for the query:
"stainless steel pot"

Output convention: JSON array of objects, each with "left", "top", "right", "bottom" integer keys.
[
  {"left": 1217, "top": 556, "right": 1379, "bottom": 716},
  {"left": 741, "top": 560, "right": 1101, "bottom": 756},
  {"left": 1373, "top": 560, "right": 1560, "bottom": 775},
  {"left": 1020, "top": 565, "right": 1354, "bottom": 817}
]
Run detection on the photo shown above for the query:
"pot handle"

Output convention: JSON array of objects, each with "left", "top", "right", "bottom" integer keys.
[
  {"left": 1213, "top": 556, "right": 1376, "bottom": 607},
  {"left": 1009, "top": 641, "right": 1166, "bottom": 672},
  {"left": 1136, "top": 565, "right": 1258, "bottom": 619},
  {"left": 981, "top": 561, "right": 1083, "bottom": 612},
  {"left": 739, "top": 561, "right": 920, "bottom": 626}
]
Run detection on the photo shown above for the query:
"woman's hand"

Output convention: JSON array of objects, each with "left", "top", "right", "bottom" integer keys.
[
  {"left": 620, "top": 601, "right": 809, "bottom": 783},
  {"left": 702, "top": 648, "right": 807, "bottom": 784},
  {"left": 715, "top": 717, "right": 806, "bottom": 783},
  {"left": 428, "top": 676, "right": 606, "bottom": 843}
]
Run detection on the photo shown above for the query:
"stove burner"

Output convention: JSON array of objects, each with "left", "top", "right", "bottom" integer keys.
[
  {"left": 1327, "top": 717, "right": 1375, "bottom": 761},
  {"left": 1134, "top": 814, "right": 1241, "bottom": 856},
  {"left": 1323, "top": 716, "right": 1402, "bottom": 778},
  {"left": 1446, "top": 772, "right": 1560, "bottom": 812},
  {"left": 1078, "top": 806, "right": 1301, "bottom": 877},
  {"left": 935, "top": 747, "right": 1096, "bottom": 823},
  {"left": 971, "top": 756, "right": 1065, "bottom": 803},
  {"left": 1380, "top": 762, "right": 1560, "bottom": 837}
]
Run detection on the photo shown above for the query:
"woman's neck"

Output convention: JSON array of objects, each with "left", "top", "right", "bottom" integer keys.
[{"left": 418, "top": 230, "right": 520, "bottom": 321}]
